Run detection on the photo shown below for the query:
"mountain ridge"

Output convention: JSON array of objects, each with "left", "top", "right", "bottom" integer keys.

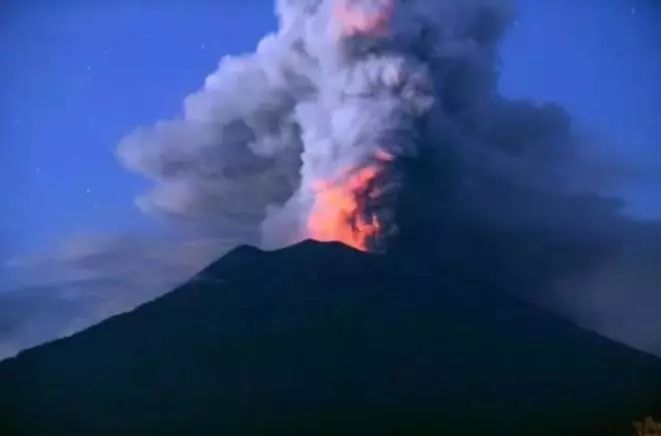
[{"left": 1, "top": 240, "right": 660, "bottom": 435}]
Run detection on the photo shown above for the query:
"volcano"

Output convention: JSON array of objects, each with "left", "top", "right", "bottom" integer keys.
[{"left": 1, "top": 240, "right": 660, "bottom": 435}]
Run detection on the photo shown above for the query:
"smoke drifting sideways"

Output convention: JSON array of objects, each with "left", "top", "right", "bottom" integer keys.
[{"left": 117, "top": 0, "right": 661, "bottom": 354}]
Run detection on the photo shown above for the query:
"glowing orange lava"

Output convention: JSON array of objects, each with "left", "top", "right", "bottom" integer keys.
[
  {"left": 307, "top": 151, "right": 392, "bottom": 251},
  {"left": 333, "top": 0, "right": 395, "bottom": 38}
]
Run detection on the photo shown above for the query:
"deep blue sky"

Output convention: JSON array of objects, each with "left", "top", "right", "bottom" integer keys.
[{"left": 1, "top": 0, "right": 660, "bottom": 270}]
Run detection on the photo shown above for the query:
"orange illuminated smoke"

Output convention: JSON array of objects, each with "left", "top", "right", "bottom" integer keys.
[
  {"left": 333, "top": 0, "right": 395, "bottom": 37},
  {"left": 307, "top": 152, "right": 392, "bottom": 251}
]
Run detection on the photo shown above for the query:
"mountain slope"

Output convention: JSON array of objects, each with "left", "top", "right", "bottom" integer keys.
[{"left": 0, "top": 240, "right": 660, "bottom": 435}]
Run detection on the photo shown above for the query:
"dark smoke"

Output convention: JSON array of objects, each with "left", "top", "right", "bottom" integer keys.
[{"left": 117, "top": 0, "right": 661, "bottom": 355}]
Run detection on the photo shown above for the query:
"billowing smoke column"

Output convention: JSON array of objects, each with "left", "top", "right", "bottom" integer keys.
[
  {"left": 119, "top": 0, "right": 518, "bottom": 252},
  {"left": 116, "top": 0, "right": 600, "bottom": 257},
  {"left": 271, "top": 0, "right": 436, "bottom": 251},
  {"left": 302, "top": 0, "right": 409, "bottom": 250}
]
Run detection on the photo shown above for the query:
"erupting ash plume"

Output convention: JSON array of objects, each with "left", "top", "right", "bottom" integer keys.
[
  {"left": 115, "top": 0, "right": 590, "bottom": 255},
  {"left": 119, "top": 0, "right": 439, "bottom": 252},
  {"left": 304, "top": 0, "right": 403, "bottom": 250},
  {"left": 269, "top": 0, "right": 435, "bottom": 251},
  {"left": 116, "top": 0, "right": 618, "bottom": 265}
]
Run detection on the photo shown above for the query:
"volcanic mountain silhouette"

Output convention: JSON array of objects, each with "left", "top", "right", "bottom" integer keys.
[{"left": 1, "top": 240, "right": 660, "bottom": 435}]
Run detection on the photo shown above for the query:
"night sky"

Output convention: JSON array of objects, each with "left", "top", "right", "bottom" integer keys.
[{"left": 1, "top": 0, "right": 660, "bottom": 358}]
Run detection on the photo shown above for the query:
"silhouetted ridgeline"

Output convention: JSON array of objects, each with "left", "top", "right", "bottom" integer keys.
[{"left": 1, "top": 240, "right": 660, "bottom": 435}]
